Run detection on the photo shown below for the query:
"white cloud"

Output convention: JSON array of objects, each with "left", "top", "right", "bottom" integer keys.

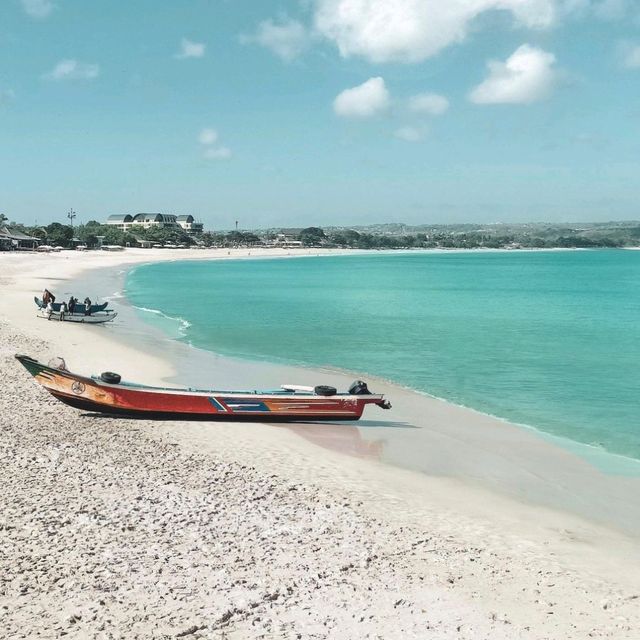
[
  {"left": 333, "top": 77, "right": 390, "bottom": 118},
  {"left": 21, "top": 0, "right": 54, "bottom": 19},
  {"left": 314, "top": 0, "right": 560, "bottom": 63},
  {"left": 408, "top": 92, "right": 449, "bottom": 115},
  {"left": 203, "top": 146, "right": 232, "bottom": 160},
  {"left": 198, "top": 128, "right": 231, "bottom": 160},
  {"left": 198, "top": 128, "right": 219, "bottom": 145},
  {"left": 242, "top": 18, "right": 309, "bottom": 62},
  {"left": 175, "top": 38, "right": 206, "bottom": 59},
  {"left": 0, "top": 89, "right": 16, "bottom": 105},
  {"left": 45, "top": 59, "right": 100, "bottom": 81},
  {"left": 619, "top": 42, "right": 640, "bottom": 68},
  {"left": 394, "top": 125, "right": 427, "bottom": 142},
  {"left": 469, "top": 44, "right": 558, "bottom": 104}
]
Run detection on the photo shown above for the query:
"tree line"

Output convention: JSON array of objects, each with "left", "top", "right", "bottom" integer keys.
[{"left": 2, "top": 218, "right": 634, "bottom": 250}]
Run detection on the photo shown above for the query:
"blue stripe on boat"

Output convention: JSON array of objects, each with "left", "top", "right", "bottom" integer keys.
[
  {"left": 220, "top": 399, "right": 270, "bottom": 412},
  {"left": 208, "top": 397, "right": 229, "bottom": 412}
]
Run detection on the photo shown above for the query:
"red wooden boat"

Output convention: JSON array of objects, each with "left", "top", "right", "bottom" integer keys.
[{"left": 16, "top": 355, "right": 391, "bottom": 422}]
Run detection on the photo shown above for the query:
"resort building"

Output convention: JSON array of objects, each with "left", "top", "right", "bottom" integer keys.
[
  {"left": 263, "top": 233, "right": 303, "bottom": 248},
  {"left": 131, "top": 213, "right": 179, "bottom": 229},
  {"left": 105, "top": 214, "right": 134, "bottom": 230},
  {"left": 106, "top": 213, "right": 204, "bottom": 234},
  {"left": 176, "top": 215, "right": 204, "bottom": 234}
]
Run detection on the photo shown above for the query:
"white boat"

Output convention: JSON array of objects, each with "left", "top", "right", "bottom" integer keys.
[{"left": 38, "top": 310, "right": 118, "bottom": 324}]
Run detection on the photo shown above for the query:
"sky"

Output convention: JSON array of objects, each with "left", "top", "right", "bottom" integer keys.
[{"left": 1, "top": 0, "right": 640, "bottom": 229}]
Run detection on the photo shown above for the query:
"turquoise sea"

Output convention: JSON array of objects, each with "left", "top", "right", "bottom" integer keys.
[{"left": 125, "top": 250, "right": 640, "bottom": 462}]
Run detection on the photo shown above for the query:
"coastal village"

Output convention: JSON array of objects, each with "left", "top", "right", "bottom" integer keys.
[{"left": 2, "top": 210, "right": 640, "bottom": 251}]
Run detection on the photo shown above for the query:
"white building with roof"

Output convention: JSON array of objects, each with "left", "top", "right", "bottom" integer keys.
[
  {"left": 106, "top": 213, "right": 203, "bottom": 234},
  {"left": 106, "top": 214, "right": 134, "bottom": 230},
  {"left": 176, "top": 214, "right": 203, "bottom": 234},
  {"left": 0, "top": 226, "right": 40, "bottom": 250},
  {"left": 263, "top": 233, "right": 303, "bottom": 248}
]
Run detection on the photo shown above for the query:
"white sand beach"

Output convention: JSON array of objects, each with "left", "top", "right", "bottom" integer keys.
[{"left": 2, "top": 248, "right": 640, "bottom": 639}]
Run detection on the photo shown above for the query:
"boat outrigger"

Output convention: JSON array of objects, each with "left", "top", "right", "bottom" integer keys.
[{"left": 16, "top": 355, "right": 391, "bottom": 422}]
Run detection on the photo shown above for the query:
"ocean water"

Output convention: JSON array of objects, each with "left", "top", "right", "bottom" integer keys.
[{"left": 125, "top": 250, "right": 640, "bottom": 461}]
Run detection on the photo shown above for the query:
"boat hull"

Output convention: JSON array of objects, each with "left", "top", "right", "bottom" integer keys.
[
  {"left": 47, "top": 391, "right": 361, "bottom": 421},
  {"left": 16, "top": 355, "right": 386, "bottom": 422},
  {"left": 38, "top": 311, "right": 118, "bottom": 324}
]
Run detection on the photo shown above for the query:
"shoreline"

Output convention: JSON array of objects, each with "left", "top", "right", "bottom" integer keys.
[
  {"left": 5, "top": 247, "right": 640, "bottom": 529},
  {"left": 121, "top": 247, "right": 637, "bottom": 457},
  {"left": 121, "top": 253, "right": 640, "bottom": 474},
  {"left": 112, "top": 257, "right": 640, "bottom": 478},
  {"left": 3, "top": 247, "right": 640, "bottom": 638}
]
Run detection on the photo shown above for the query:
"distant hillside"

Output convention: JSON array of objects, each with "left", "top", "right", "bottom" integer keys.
[{"left": 257, "top": 221, "right": 640, "bottom": 250}]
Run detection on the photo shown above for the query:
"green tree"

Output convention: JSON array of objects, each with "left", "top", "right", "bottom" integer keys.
[
  {"left": 143, "top": 226, "right": 192, "bottom": 245},
  {"left": 330, "top": 230, "right": 361, "bottom": 247},
  {"left": 28, "top": 227, "right": 47, "bottom": 240},
  {"left": 299, "top": 227, "right": 326, "bottom": 246},
  {"left": 83, "top": 233, "right": 99, "bottom": 247},
  {"left": 45, "top": 222, "right": 74, "bottom": 247},
  {"left": 226, "top": 230, "right": 260, "bottom": 245},
  {"left": 76, "top": 223, "right": 102, "bottom": 247},
  {"left": 99, "top": 226, "right": 126, "bottom": 245},
  {"left": 355, "top": 234, "right": 376, "bottom": 249},
  {"left": 200, "top": 231, "right": 224, "bottom": 247}
]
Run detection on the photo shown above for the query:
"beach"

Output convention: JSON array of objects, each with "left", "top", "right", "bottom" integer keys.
[{"left": 2, "top": 248, "right": 640, "bottom": 639}]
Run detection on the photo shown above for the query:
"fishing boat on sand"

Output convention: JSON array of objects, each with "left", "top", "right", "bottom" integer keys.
[
  {"left": 15, "top": 355, "right": 391, "bottom": 422},
  {"left": 37, "top": 310, "right": 118, "bottom": 324},
  {"left": 34, "top": 297, "right": 109, "bottom": 314}
]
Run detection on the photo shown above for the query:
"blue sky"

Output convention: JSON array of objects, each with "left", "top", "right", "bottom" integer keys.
[{"left": 1, "top": 0, "right": 640, "bottom": 228}]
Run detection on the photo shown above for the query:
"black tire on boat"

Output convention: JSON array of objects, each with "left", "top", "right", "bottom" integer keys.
[
  {"left": 314, "top": 385, "right": 337, "bottom": 396},
  {"left": 100, "top": 371, "right": 121, "bottom": 384}
]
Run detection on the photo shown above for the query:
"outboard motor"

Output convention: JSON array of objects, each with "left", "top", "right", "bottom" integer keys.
[{"left": 348, "top": 380, "right": 371, "bottom": 395}]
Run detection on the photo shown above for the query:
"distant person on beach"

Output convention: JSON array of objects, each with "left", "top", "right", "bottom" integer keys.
[
  {"left": 59, "top": 301, "right": 67, "bottom": 321},
  {"left": 68, "top": 296, "right": 76, "bottom": 315},
  {"left": 45, "top": 300, "right": 53, "bottom": 320},
  {"left": 42, "top": 289, "right": 55, "bottom": 306},
  {"left": 84, "top": 297, "right": 92, "bottom": 316}
]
